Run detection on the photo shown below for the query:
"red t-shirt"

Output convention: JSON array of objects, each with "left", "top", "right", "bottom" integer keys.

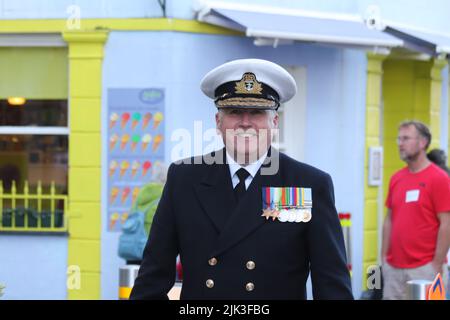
[{"left": 385, "top": 163, "right": 450, "bottom": 268}]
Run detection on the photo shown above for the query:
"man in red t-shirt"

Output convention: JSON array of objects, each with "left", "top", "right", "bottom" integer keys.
[{"left": 381, "top": 121, "right": 450, "bottom": 300}]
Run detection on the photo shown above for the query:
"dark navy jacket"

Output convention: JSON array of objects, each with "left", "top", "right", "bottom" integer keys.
[{"left": 130, "top": 148, "right": 353, "bottom": 300}]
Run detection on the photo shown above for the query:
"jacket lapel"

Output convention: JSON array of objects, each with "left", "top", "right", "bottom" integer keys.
[
  {"left": 194, "top": 149, "right": 237, "bottom": 233},
  {"left": 211, "top": 148, "right": 283, "bottom": 257}
]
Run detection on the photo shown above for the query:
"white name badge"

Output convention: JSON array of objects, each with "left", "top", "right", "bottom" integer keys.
[{"left": 405, "top": 189, "right": 420, "bottom": 203}]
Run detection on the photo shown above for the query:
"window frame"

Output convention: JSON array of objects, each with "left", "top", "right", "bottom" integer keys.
[{"left": 0, "top": 40, "right": 69, "bottom": 234}]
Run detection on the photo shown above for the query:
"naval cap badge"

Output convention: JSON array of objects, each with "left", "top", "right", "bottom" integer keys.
[{"left": 235, "top": 73, "right": 263, "bottom": 95}]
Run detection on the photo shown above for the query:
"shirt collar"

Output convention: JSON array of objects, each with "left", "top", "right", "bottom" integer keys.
[{"left": 226, "top": 150, "right": 268, "bottom": 179}]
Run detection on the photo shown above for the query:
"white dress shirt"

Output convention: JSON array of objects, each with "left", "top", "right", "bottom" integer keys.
[{"left": 226, "top": 151, "right": 268, "bottom": 190}]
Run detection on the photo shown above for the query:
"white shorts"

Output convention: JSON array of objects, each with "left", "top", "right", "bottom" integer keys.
[{"left": 382, "top": 261, "right": 449, "bottom": 300}]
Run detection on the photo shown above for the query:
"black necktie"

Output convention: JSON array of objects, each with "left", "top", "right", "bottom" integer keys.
[{"left": 234, "top": 168, "right": 250, "bottom": 202}]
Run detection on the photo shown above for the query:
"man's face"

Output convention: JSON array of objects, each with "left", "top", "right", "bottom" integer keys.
[
  {"left": 397, "top": 125, "right": 427, "bottom": 162},
  {"left": 216, "top": 108, "right": 278, "bottom": 164}
]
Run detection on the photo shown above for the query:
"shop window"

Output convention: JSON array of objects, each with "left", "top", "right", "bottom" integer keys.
[
  {"left": 0, "top": 99, "right": 67, "bottom": 127},
  {"left": 0, "top": 99, "right": 68, "bottom": 233}
]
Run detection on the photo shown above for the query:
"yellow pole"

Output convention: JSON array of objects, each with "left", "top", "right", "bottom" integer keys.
[{"left": 24, "top": 181, "right": 29, "bottom": 228}]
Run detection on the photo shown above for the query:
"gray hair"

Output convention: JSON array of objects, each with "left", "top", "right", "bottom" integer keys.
[{"left": 399, "top": 120, "right": 432, "bottom": 150}]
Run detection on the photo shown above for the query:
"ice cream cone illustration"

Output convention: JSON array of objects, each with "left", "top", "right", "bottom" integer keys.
[
  {"left": 152, "top": 134, "right": 163, "bottom": 152},
  {"left": 121, "top": 112, "right": 130, "bottom": 129},
  {"left": 121, "top": 187, "right": 131, "bottom": 204},
  {"left": 110, "top": 134, "right": 119, "bottom": 150},
  {"left": 110, "top": 187, "right": 119, "bottom": 204},
  {"left": 153, "top": 111, "right": 163, "bottom": 129},
  {"left": 131, "top": 134, "right": 140, "bottom": 152},
  {"left": 121, "top": 212, "right": 129, "bottom": 225},
  {"left": 109, "top": 212, "right": 120, "bottom": 230},
  {"left": 142, "top": 134, "right": 152, "bottom": 151},
  {"left": 153, "top": 160, "right": 162, "bottom": 170},
  {"left": 120, "top": 134, "right": 130, "bottom": 150},
  {"left": 132, "top": 187, "right": 140, "bottom": 203},
  {"left": 110, "top": 113, "right": 119, "bottom": 129},
  {"left": 143, "top": 112, "right": 152, "bottom": 129},
  {"left": 120, "top": 160, "right": 130, "bottom": 177},
  {"left": 142, "top": 161, "right": 152, "bottom": 177},
  {"left": 109, "top": 160, "right": 118, "bottom": 177},
  {"left": 131, "top": 160, "right": 140, "bottom": 178},
  {"left": 132, "top": 112, "right": 141, "bottom": 130}
]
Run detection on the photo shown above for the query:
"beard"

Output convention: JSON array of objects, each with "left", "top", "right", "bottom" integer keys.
[{"left": 400, "top": 149, "right": 420, "bottom": 162}]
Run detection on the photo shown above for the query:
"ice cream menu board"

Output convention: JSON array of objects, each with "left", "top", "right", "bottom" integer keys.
[{"left": 107, "top": 88, "right": 165, "bottom": 232}]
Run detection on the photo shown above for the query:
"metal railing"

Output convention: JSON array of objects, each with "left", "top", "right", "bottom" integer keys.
[{"left": 0, "top": 180, "right": 68, "bottom": 233}]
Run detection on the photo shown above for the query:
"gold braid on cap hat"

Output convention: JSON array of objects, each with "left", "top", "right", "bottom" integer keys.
[
  {"left": 214, "top": 73, "right": 280, "bottom": 110},
  {"left": 216, "top": 97, "right": 277, "bottom": 109}
]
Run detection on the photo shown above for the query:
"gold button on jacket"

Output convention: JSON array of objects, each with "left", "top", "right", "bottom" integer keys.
[
  {"left": 245, "top": 282, "right": 255, "bottom": 292},
  {"left": 206, "top": 279, "right": 214, "bottom": 288},
  {"left": 208, "top": 258, "right": 218, "bottom": 266},
  {"left": 246, "top": 261, "right": 255, "bottom": 270}
]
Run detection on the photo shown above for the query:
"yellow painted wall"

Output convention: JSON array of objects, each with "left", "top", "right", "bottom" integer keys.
[
  {"left": 0, "top": 18, "right": 239, "bottom": 35},
  {"left": 382, "top": 59, "right": 413, "bottom": 200},
  {"left": 382, "top": 59, "right": 446, "bottom": 205},
  {"left": 63, "top": 31, "right": 108, "bottom": 300},
  {"left": 362, "top": 53, "right": 386, "bottom": 290}
]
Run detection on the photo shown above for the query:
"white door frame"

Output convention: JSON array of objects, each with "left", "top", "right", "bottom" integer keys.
[{"left": 278, "top": 65, "right": 307, "bottom": 161}]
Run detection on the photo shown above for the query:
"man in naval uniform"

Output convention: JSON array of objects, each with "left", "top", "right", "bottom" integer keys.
[{"left": 130, "top": 59, "right": 353, "bottom": 300}]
